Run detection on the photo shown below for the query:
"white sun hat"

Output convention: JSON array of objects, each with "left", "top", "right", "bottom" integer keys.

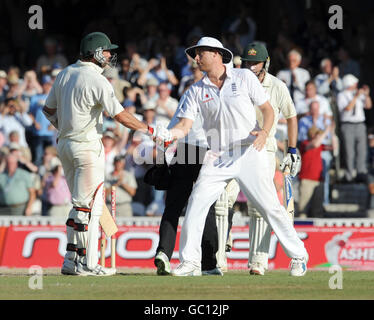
[
  {"left": 342, "top": 74, "right": 359, "bottom": 89},
  {"left": 185, "top": 37, "right": 233, "bottom": 64}
]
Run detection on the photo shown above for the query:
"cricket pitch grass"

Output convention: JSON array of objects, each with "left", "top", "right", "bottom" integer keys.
[{"left": 0, "top": 268, "right": 373, "bottom": 300}]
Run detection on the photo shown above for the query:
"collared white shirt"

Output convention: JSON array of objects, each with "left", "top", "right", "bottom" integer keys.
[
  {"left": 337, "top": 90, "right": 367, "bottom": 123},
  {"left": 178, "top": 67, "right": 269, "bottom": 151},
  {"left": 255, "top": 72, "right": 296, "bottom": 152},
  {"left": 295, "top": 94, "right": 333, "bottom": 117},
  {"left": 0, "top": 113, "right": 32, "bottom": 147},
  {"left": 46, "top": 60, "right": 124, "bottom": 142},
  {"left": 315, "top": 73, "right": 343, "bottom": 96},
  {"left": 276, "top": 67, "right": 311, "bottom": 103}
]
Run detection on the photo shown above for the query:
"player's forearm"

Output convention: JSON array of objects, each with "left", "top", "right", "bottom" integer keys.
[
  {"left": 286, "top": 116, "right": 298, "bottom": 148},
  {"left": 169, "top": 118, "right": 193, "bottom": 140},
  {"left": 260, "top": 102, "right": 274, "bottom": 135},
  {"left": 114, "top": 110, "right": 148, "bottom": 132}
]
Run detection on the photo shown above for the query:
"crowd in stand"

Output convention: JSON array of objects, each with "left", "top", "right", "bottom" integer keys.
[{"left": 0, "top": 4, "right": 373, "bottom": 218}]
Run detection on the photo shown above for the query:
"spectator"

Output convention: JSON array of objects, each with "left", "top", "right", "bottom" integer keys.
[
  {"left": 36, "top": 38, "right": 68, "bottom": 74},
  {"left": 298, "top": 125, "right": 333, "bottom": 218},
  {"left": 105, "top": 155, "right": 137, "bottom": 217},
  {"left": 0, "top": 97, "right": 32, "bottom": 147},
  {"left": 8, "top": 142, "right": 38, "bottom": 174},
  {"left": 0, "top": 70, "right": 8, "bottom": 104},
  {"left": 298, "top": 100, "right": 334, "bottom": 204},
  {"left": 0, "top": 153, "right": 36, "bottom": 216},
  {"left": 125, "top": 42, "right": 148, "bottom": 75},
  {"left": 277, "top": 49, "right": 311, "bottom": 103},
  {"left": 222, "top": 32, "right": 243, "bottom": 57},
  {"left": 295, "top": 80, "right": 333, "bottom": 119},
  {"left": 337, "top": 74, "right": 372, "bottom": 183},
  {"left": 337, "top": 48, "right": 360, "bottom": 78},
  {"left": 38, "top": 145, "right": 58, "bottom": 178},
  {"left": 41, "top": 157, "right": 72, "bottom": 217},
  {"left": 227, "top": 6, "right": 257, "bottom": 49},
  {"left": 144, "top": 78, "right": 160, "bottom": 104},
  {"left": 154, "top": 82, "right": 178, "bottom": 126},
  {"left": 119, "top": 56, "right": 140, "bottom": 86},
  {"left": 143, "top": 100, "right": 157, "bottom": 126},
  {"left": 102, "top": 130, "right": 121, "bottom": 179},
  {"left": 51, "top": 67, "right": 62, "bottom": 81},
  {"left": 233, "top": 56, "right": 242, "bottom": 69},
  {"left": 315, "top": 58, "right": 343, "bottom": 98},
  {"left": 123, "top": 86, "right": 147, "bottom": 114},
  {"left": 28, "top": 75, "right": 55, "bottom": 165},
  {"left": 102, "top": 67, "right": 131, "bottom": 104},
  {"left": 7, "top": 130, "right": 32, "bottom": 163},
  {"left": 18, "top": 70, "right": 43, "bottom": 109},
  {"left": 137, "top": 55, "right": 179, "bottom": 90}
]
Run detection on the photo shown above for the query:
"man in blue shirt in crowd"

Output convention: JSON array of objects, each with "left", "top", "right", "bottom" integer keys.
[{"left": 29, "top": 75, "right": 55, "bottom": 165}]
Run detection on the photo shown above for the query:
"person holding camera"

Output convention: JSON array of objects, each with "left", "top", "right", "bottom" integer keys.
[
  {"left": 0, "top": 97, "right": 32, "bottom": 148},
  {"left": 337, "top": 74, "right": 372, "bottom": 183}
]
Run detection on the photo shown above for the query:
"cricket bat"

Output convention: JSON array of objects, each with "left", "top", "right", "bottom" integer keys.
[
  {"left": 283, "top": 140, "right": 295, "bottom": 222},
  {"left": 100, "top": 204, "right": 118, "bottom": 237}
]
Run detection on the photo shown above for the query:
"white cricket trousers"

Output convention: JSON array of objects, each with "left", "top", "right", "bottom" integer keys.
[
  {"left": 179, "top": 145, "right": 307, "bottom": 267},
  {"left": 57, "top": 138, "right": 105, "bottom": 208},
  {"left": 57, "top": 138, "right": 105, "bottom": 268}
]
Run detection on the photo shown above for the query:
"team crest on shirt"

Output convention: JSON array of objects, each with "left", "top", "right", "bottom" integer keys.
[
  {"left": 232, "top": 83, "right": 237, "bottom": 94},
  {"left": 248, "top": 48, "right": 257, "bottom": 56},
  {"left": 231, "top": 83, "right": 240, "bottom": 97},
  {"left": 203, "top": 93, "right": 214, "bottom": 103}
]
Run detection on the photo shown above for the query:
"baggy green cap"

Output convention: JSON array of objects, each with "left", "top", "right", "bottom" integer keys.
[
  {"left": 241, "top": 43, "right": 269, "bottom": 62},
  {"left": 80, "top": 32, "right": 118, "bottom": 57}
]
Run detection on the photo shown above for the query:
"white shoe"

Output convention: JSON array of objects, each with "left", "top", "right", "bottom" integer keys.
[
  {"left": 171, "top": 262, "right": 201, "bottom": 277},
  {"left": 154, "top": 251, "right": 171, "bottom": 275},
  {"left": 249, "top": 262, "right": 265, "bottom": 276},
  {"left": 61, "top": 259, "right": 80, "bottom": 276},
  {"left": 202, "top": 267, "right": 224, "bottom": 276},
  {"left": 289, "top": 254, "right": 309, "bottom": 277},
  {"left": 77, "top": 262, "right": 116, "bottom": 276}
]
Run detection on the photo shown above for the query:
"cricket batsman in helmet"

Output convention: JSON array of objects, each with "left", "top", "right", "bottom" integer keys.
[
  {"left": 42, "top": 32, "right": 171, "bottom": 276},
  {"left": 240, "top": 42, "right": 302, "bottom": 276}
]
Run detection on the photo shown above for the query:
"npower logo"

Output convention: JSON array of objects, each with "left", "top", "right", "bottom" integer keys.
[
  {"left": 21, "top": 231, "right": 162, "bottom": 260},
  {"left": 21, "top": 230, "right": 309, "bottom": 260}
]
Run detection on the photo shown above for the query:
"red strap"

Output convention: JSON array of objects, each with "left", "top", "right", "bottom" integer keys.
[{"left": 74, "top": 207, "right": 91, "bottom": 213}]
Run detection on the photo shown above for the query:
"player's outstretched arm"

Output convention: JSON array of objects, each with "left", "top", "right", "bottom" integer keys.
[
  {"left": 114, "top": 110, "right": 148, "bottom": 133},
  {"left": 169, "top": 117, "right": 194, "bottom": 141}
]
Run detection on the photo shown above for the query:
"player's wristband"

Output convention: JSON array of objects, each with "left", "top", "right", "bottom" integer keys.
[{"left": 288, "top": 147, "right": 297, "bottom": 154}]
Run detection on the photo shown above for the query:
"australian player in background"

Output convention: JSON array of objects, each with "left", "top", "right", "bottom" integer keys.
[{"left": 239, "top": 42, "right": 301, "bottom": 276}]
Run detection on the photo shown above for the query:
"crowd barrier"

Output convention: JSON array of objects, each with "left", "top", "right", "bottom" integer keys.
[{"left": 1, "top": 216, "right": 374, "bottom": 270}]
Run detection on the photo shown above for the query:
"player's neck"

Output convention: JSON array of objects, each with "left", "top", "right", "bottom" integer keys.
[
  {"left": 206, "top": 64, "right": 226, "bottom": 89},
  {"left": 258, "top": 71, "right": 266, "bottom": 83}
]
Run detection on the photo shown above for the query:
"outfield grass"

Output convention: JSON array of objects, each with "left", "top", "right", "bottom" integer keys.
[{"left": 0, "top": 269, "right": 373, "bottom": 300}]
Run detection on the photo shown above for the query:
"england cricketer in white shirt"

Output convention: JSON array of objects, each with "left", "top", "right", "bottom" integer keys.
[{"left": 162, "top": 37, "right": 308, "bottom": 277}]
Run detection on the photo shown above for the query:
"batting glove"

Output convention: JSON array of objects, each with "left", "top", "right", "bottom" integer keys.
[
  {"left": 148, "top": 125, "right": 173, "bottom": 149},
  {"left": 280, "top": 147, "right": 301, "bottom": 177}
]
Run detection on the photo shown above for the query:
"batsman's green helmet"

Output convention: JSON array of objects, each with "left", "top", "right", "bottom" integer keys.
[
  {"left": 80, "top": 32, "right": 118, "bottom": 57},
  {"left": 241, "top": 43, "right": 269, "bottom": 62}
]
